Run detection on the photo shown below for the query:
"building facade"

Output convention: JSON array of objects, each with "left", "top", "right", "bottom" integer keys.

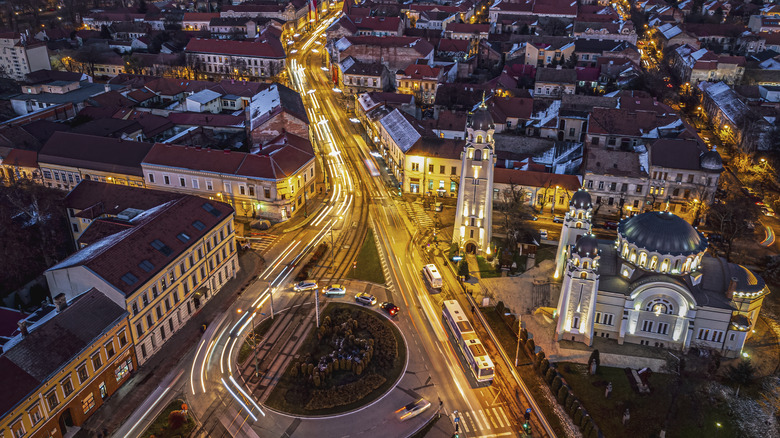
[
  {"left": 0, "top": 290, "right": 134, "bottom": 438},
  {"left": 555, "top": 195, "right": 768, "bottom": 358},
  {"left": 0, "top": 33, "right": 51, "bottom": 81},
  {"left": 45, "top": 196, "right": 238, "bottom": 365}
]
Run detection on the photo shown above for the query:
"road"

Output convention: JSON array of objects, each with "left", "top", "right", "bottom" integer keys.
[{"left": 122, "top": 10, "right": 556, "bottom": 438}]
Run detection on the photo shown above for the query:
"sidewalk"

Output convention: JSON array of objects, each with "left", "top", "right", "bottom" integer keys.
[{"left": 75, "top": 251, "right": 264, "bottom": 438}]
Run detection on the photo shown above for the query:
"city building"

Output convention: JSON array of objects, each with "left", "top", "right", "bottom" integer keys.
[
  {"left": 395, "top": 63, "right": 445, "bottom": 105},
  {"left": 10, "top": 81, "right": 124, "bottom": 117},
  {"left": 246, "top": 83, "right": 310, "bottom": 146},
  {"left": 453, "top": 98, "right": 496, "bottom": 255},
  {"left": 45, "top": 196, "right": 238, "bottom": 365},
  {"left": 555, "top": 192, "right": 768, "bottom": 358},
  {"left": 0, "top": 149, "right": 40, "bottom": 186},
  {"left": 0, "top": 32, "right": 51, "bottom": 82},
  {"left": 185, "top": 35, "right": 287, "bottom": 81},
  {"left": 339, "top": 57, "right": 392, "bottom": 95},
  {"left": 142, "top": 134, "right": 316, "bottom": 221},
  {"left": 670, "top": 45, "right": 745, "bottom": 85},
  {"left": 534, "top": 68, "right": 577, "bottom": 97},
  {"left": 0, "top": 289, "right": 134, "bottom": 438},
  {"left": 402, "top": 137, "right": 462, "bottom": 196},
  {"left": 38, "top": 132, "right": 153, "bottom": 190}
]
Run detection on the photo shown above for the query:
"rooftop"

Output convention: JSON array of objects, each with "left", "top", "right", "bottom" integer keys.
[{"left": 38, "top": 132, "right": 154, "bottom": 177}]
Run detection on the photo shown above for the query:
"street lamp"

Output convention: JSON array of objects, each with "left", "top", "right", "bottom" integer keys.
[
  {"left": 237, "top": 308, "right": 259, "bottom": 377},
  {"left": 504, "top": 311, "right": 524, "bottom": 366}
]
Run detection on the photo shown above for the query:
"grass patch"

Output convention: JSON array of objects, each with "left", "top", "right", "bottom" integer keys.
[
  {"left": 479, "top": 307, "right": 568, "bottom": 438},
  {"left": 476, "top": 256, "right": 502, "bottom": 278},
  {"left": 140, "top": 399, "right": 195, "bottom": 438},
  {"left": 265, "top": 303, "right": 406, "bottom": 415},
  {"left": 237, "top": 316, "right": 275, "bottom": 365},
  {"left": 347, "top": 228, "right": 385, "bottom": 284},
  {"left": 534, "top": 245, "right": 557, "bottom": 266},
  {"left": 558, "top": 363, "right": 739, "bottom": 437}
]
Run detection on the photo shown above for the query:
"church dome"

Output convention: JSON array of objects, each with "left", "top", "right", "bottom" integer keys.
[
  {"left": 619, "top": 211, "right": 708, "bottom": 256},
  {"left": 468, "top": 107, "right": 494, "bottom": 131},
  {"left": 700, "top": 150, "right": 724, "bottom": 172},
  {"left": 570, "top": 189, "right": 592, "bottom": 210},
  {"left": 574, "top": 234, "right": 599, "bottom": 258}
]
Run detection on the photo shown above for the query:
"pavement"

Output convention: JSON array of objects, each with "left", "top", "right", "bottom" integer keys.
[{"left": 74, "top": 251, "right": 265, "bottom": 438}]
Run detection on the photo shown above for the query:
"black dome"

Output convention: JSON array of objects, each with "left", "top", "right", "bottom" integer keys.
[
  {"left": 575, "top": 234, "right": 599, "bottom": 257},
  {"left": 619, "top": 211, "right": 708, "bottom": 256},
  {"left": 468, "top": 107, "right": 494, "bottom": 132},
  {"left": 570, "top": 189, "right": 592, "bottom": 209},
  {"left": 700, "top": 150, "right": 723, "bottom": 172}
]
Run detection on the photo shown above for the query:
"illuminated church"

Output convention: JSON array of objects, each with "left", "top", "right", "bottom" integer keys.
[{"left": 554, "top": 189, "right": 768, "bottom": 358}]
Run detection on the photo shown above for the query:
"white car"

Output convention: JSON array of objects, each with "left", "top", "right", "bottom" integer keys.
[
  {"left": 322, "top": 284, "right": 346, "bottom": 297},
  {"left": 540, "top": 229, "right": 548, "bottom": 239},
  {"left": 293, "top": 280, "right": 318, "bottom": 292},
  {"left": 355, "top": 292, "right": 377, "bottom": 306},
  {"left": 396, "top": 398, "right": 431, "bottom": 421}
]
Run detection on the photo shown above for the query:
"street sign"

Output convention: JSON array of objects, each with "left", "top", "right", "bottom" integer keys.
[{"left": 454, "top": 417, "right": 459, "bottom": 423}]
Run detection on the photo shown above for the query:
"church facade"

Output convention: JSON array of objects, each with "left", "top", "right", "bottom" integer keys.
[{"left": 554, "top": 190, "right": 768, "bottom": 358}]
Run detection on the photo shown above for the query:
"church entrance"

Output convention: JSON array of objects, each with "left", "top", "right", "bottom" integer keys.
[{"left": 465, "top": 242, "right": 477, "bottom": 254}]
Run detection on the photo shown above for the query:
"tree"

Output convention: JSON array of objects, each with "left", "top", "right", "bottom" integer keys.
[
  {"left": 726, "top": 359, "right": 756, "bottom": 385},
  {"left": 707, "top": 194, "right": 758, "bottom": 260},
  {"left": 168, "top": 410, "right": 186, "bottom": 430},
  {"left": 457, "top": 259, "right": 470, "bottom": 280},
  {"left": 100, "top": 24, "right": 112, "bottom": 40},
  {"left": 138, "top": 0, "right": 148, "bottom": 13},
  {"left": 494, "top": 181, "right": 535, "bottom": 251}
]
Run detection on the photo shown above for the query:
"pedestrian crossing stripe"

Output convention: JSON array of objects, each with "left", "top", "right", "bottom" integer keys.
[{"left": 460, "top": 407, "right": 512, "bottom": 433}]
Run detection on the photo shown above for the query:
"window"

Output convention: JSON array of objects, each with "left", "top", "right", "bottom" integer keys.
[
  {"left": 697, "top": 328, "right": 710, "bottom": 340},
  {"left": 572, "top": 316, "right": 580, "bottom": 329},
  {"left": 412, "top": 163, "right": 419, "bottom": 172},
  {"left": 121, "top": 272, "right": 138, "bottom": 286},
  {"left": 46, "top": 390, "right": 59, "bottom": 410},
  {"left": 150, "top": 239, "right": 172, "bottom": 256},
  {"left": 82, "top": 392, "right": 95, "bottom": 414},
  {"left": 177, "top": 232, "right": 191, "bottom": 243},
  {"left": 224, "top": 182, "right": 232, "bottom": 193},
  {"left": 132, "top": 303, "right": 139, "bottom": 315},
  {"left": 121, "top": 330, "right": 130, "bottom": 348},
  {"left": 264, "top": 188, "right": 271, "bottom": 198},
  {"left": 603, "top": 313, "right": 614, "bottom": 326},
  {"left": 29, "top": 405, "right": 42, "bottom": 425},
  {"left": 598, "top": 181, "right": 604, "bottom": 190},
  {"left": 206, "top": 180, "right": 213, "bottom": 191},
  {"left": 151, "top": 286, "right": 158, "bottom": 298},
  {"left": 179, "top": 177, "right": 186, "bottom": 187},
  {"left": 192, "top": 220, "right": 206, "bottom": 231},
  {"left": 657, "top": 322, "right": 669, "bottom": 335},
  {"left": 146, "top": 314, "right": 153, "bottom": 328},
  {"left": 248, "top": 185, "right": 255, "bottom": 196},
  {"left": 192, "top": 179, "right": 199, "bottom": 189},
  {"left": 62, "top": 377, "right": 74, "bottom": 397},
  {"left": 641, "top": 320, "right": 654, "bottom": 332},
  {"left": 12, "top": 419, "right": 26, "bottom": 438},
  {"left": 148, "top": 173, "right": 155, "bottom": 183},
  {"left": 77, "top": 363, "right": 90, "bottom": 383},
  {"left": 163, "top": 175, "right": 170, "bottom": 185},
  {"left": 105, "top": 341, "right": 115, "bottom": 358},
  {"left": 92, "top": 353, "right": 102, "bottom": 370},
  {"left": 711, "top": 330, "right": 724, "bottom": 343},
  {"left": 636, "top": 184, "right": 643, "bottom": 193},
  {"left": 239, "top": 185, "right": 246, "bottom": 195},
  {"left": 136, "top": 322, "right": 144, "bottom": 338},
  {"left": 139, "top": 260, "right": 155, "bottom": 272}
]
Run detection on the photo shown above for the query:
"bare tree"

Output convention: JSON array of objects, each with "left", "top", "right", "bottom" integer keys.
[
  {"left": 707, "top": 195, "right": 757, "bottom": 261},
  {"left": 494, "top": 180, "right": 535, "bottom": 250}
]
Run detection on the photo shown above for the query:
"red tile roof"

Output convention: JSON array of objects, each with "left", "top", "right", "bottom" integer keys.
[
  {"left": 400, "top": 64, "right": 441, "bottom": 79},
  {"left": 167, "top": 113, "right": 245, "bottom": 128},
  {"left": 65, "top": 180, "right": 181, "bottom": 219},
  {"left": 185, "top": 37, "right": 286, "bottom": 59},
  {"left": 3, "top": 149, "right": 38, "bottom": 168},
  {"left": 350, "top": 16, "right": 403, "bottom": 32},
  {"left": 39, "top": 132, "right": 153, "bottom": 177},
  {"left": 183, "top": 12, "right": 218, "bottom": 21},
  {"left": 446, "top": 23, "right": 489, "bottom": 33}
]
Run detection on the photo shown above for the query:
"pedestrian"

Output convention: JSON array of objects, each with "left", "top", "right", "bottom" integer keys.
[{"left": 605, "top": 382, "right": 613, "bottom": 399}]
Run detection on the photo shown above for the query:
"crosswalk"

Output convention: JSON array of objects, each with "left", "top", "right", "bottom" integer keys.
[
  {"left": 244, "top": 235, "right": 278, "bottom": 254},
  {"left": 403, "top": 202, "right": 434, "bottom": 229},
  {"left": 457, "top": 406, "right": 514, "bottom": 434}
]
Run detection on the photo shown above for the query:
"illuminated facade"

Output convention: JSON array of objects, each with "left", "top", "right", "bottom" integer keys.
[
  {"left": 453, "top": 97, "right": 495, "bottom": 255},
  {"left": 555, "top": 201, "right": 768, "bottom": 358}
]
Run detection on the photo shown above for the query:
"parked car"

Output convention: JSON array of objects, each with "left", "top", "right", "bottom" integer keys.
[
  {"left": 604, "top": 221, "right": 619, "bottom": 230},
  {"left": 355, "top": 292, "right": 377, "bottom": 306},
  {"left": 763, "top": 207, "right": 776, "bottom": 217},
  {"left": 396, "top": 398, "right": 431, "bottom": 421},
  {"left": 530, "top": 215, "right": 539, "bottom": 221},
  {"left": 553, "top": 215, "right": 564, "bottom": 223},
  {"left": 380, "top": 302, "right": 399, "bottom": 316},
  {"left": 434, "top": 202, "right": 443, "bottom": 212},
  {"left": 293, "top": 280, "right": 318, "bottom": 292},
  {"left": 322, "top": 284, "right": 346, "bottom": 297},
  {"left": 539, "top": 229, "right": 548, "bottom": 239}
]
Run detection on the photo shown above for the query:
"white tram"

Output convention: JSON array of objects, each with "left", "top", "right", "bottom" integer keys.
[{"left": 442, "top": 300, "right": 494, "bottom": 383}]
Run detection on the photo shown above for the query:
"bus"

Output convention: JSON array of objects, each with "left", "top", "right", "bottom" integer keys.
[
  {"left": 442, "top": 300, "right": 494, "bottom": 383},
  {"left": 423, "top": 264, "right": 443, "bottom": 289}
]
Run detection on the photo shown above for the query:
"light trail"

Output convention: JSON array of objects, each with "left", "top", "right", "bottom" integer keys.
[
  {"left": 190, "top": 340, "right": 206, "bottom": 394},
  {"left": 230, "top": 375, "right": 266, "bottom": 416},
  {"left": 221, "top": 378, "right": 258, "bottom": 422}
]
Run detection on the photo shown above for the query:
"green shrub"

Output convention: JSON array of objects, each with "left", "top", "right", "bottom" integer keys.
[
  {"left": 535, "top": 351, "right": 546, "bottom": 365},
  {"left": 565, "top": 393, "right": 576, "bottom": 411},
  {"left": 557, "top": 386, "right": 569, "bottom": 404},
  {"left": 544, "top": 367, "right": 556, "bottom": 384},
  {"left": 587, "top": 426, "right": 599, "bottom": 438},
  {"left": 539, "top": 358, "right": 550, "bottom": 375},
  {"left": 569, "top": 400, "right": 580, "bottom": 417},
  {"left": 580, "top": 413, "right": 590, "bottom": 430},
  {"left": 573, "top": 407, "right": 583, "bottom": 425},
  {"left": 304, "top": 374, "right": 387, "bottom": 410},
  {"left": 551, "top": 375, "right": 562, "bottom": 393}
]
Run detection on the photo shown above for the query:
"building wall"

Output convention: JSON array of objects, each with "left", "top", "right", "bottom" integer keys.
[
  {"left": 403, "top": 155, "right": 460, "bottom": 196},
  {"left": 38, "top": 164, "right": 145, "bottom": 191},
  {"left": 188, "top": 53, "right": 285, "bottom": 80},
  {"left": 583, "top": 174, "right": 649, "bottom": 216},
  {"left": 0, "top": 317, "right": 135, "bottom": 438}
]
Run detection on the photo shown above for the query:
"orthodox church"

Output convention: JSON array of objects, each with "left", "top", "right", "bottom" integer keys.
[{"left": 554, "top": 189, "right": 768, "bottom": 358}]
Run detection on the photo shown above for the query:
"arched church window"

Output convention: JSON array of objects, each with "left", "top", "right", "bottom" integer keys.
[
  {"left": 645, "top": 298, "right": 674, "bottom": 315},
  {"left": 622, "top": 243, "right": 629, "bottom": 258},
  {"left": 576, "top": 222, "right": 582, "bottom": 228},
  {"left": 578, "top": 212, "right": 583, "bottom": 219},
  {"left": 573, "top": 258, "right": 579, "bottom": 266},
  {"left": 629, "top": 249, "right": 637, "bottom": 263},
  {"left": 477, "top": 135, "right": 483, "bottom": 143},
  {"left": 660, "top": 259, "right": 670, "bottom": 273},
  {"left": 639, "top": 252, "right": 647, "bottom": 267},
  {"left": 468, "top": 148, "right": 473, "bottom": 159},
  {"left": 474, "top": 149, "right": 482, "bottom": 161},
  {"left": 583, "top": 261, "right": 589, "bottom": 269},
  {"left": 487, "top": 134, "right": 492, "bottom": 143},
  {"left": 673, "top": 259, "right": 682, "bottom": 272},
  {"left": 683, "top": 258, "right": 692, "bottom": 272},
  {"left": 580, "top": 272, "right": 587, "bottom": 279},
  {"left": 649, "top": 256, "right": 658, "bottom": 270}
]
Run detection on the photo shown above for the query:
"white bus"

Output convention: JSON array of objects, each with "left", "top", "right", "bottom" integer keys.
[
  {"left": 423, "top": 264, "right": 443, "bottom": 289},
  {"left": 442, "top": 300, "right": 494, "bottom": 383}
]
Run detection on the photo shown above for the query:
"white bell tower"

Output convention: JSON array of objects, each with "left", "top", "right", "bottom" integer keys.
[
  {"left": 556, "top": 233, "right": 601, "bottom": 346},
  {"left": 453, "top": 95, "right": 496, "bottom": 255},
  {"left": 555, "top": 189, "right": 593, "bottom": 279}
]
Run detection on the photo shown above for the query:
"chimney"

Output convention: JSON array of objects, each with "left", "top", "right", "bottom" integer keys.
[
  {"left": 18, "top": 321, "right": 28, "bottom": 337},
  {"left": 726, "top": 277, "right": 738, "bottom": 300},
  {"left": 54, "top": 293, "right": 68, "bottom": 312}
]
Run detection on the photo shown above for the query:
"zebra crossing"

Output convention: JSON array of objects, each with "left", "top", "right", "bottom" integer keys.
[
  {"left": 244, "top": 235, "right": 278, "bottom": 254},
  {"left": 457, "top": 406, "right": 514, "bottom": 434},
  {"left": 403, "top": 202, "right": 434, "bottom": 229}
]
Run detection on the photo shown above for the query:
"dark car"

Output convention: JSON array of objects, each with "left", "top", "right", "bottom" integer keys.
[
  {"left": 604, "top": 221, "right": 619, "bottom": 230},
  {"left": 380, "top": 302, "right": 399, "bottom": 316},
  {"left": 553, "top": 215, "right": 564, "bottom": 223}
]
